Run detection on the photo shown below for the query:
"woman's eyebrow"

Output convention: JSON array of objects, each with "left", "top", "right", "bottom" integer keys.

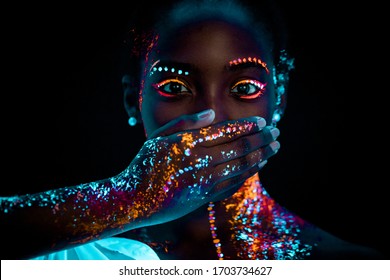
[
  {"left": 149, "top": 60, "right": 197, "bottom": 76},
  {"left": 226, "top": 57, "right": 269, "bottom": 74}
]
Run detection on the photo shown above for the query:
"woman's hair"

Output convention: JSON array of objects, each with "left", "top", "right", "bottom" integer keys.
[{"left": 120, "top": 0, "right": 288, "bottom": 82}]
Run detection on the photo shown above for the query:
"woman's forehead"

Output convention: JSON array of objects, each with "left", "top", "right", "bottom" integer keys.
[{"left": 151, "top": 19, "right": 271, "bottom": 66}]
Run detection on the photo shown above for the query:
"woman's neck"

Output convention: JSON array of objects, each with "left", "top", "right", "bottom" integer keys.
[
  {"left": 213, "top": 173, "right": 314, "bottom": 259},
  {"left": 129, "top": 173, "right": 316, "bottom": 259}
]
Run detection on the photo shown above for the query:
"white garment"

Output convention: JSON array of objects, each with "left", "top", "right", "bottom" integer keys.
[{"left": 31, "top": 237, "right": 160, "bottom": 260}]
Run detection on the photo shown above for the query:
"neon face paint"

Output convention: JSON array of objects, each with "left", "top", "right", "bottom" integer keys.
[{"left": 228, "top": 57, "right": 269, "bottom": 74}]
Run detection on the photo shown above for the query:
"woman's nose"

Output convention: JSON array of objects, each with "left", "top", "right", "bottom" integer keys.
[
  {"left": 209, "top": 105, "right": 229, "bottom": 124},
  {"left": 196, "top": 89, "right": 230, "bottom": 124}
]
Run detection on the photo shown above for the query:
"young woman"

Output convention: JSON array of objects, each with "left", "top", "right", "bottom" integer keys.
[{"left": 0, "top": 0, "right": 384, "bottom": 260}]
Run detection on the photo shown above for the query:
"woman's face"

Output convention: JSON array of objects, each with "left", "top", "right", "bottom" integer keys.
[{"left": 140, "top": 19, "right": 277, "bottom": 137}]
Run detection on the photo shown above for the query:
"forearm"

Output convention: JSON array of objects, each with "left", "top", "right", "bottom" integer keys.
[{"left": 0, "top": 171, "right": 150, "bottom": 260}]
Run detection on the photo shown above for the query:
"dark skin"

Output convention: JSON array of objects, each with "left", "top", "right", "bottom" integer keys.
[
  {"left": 141, "top": 20, "right": 278, "bottom": 138},
  {"left": 0, "top": 19, "right": 278, "bottom": 259},
  {"left": 122, "top": 18, "right": 384, "bottom": 260},
  {"left": 0, "top": 6, "right": 383, "bottom": 260}
]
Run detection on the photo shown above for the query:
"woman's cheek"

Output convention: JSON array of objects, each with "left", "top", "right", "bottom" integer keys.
[{"left": 141, "top": 97, "right": 177, "bottom": 134}]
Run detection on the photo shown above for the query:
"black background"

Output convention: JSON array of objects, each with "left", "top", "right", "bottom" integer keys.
[{"left": 2, "top": 1, "right": 388, "bottom": 257}]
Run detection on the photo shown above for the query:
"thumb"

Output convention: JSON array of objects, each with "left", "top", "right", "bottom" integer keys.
[{"left": 147, "top": 109, "right": 215, "bottom": 139}]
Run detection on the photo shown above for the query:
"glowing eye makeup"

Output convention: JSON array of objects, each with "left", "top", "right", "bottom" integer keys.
[
  {"left": 149, "top": 61, "right": 190, "bottom": 77},
  {"left": 231, "top": 79, "right": 266, "bottom": 99},
  {"left": 153, "top": 78, "right": 191, "bottom": 97},
  {"left": 150, "top": 67, "right": 189, "bottom": 77},
  {"left": 148, "top": 57, "right": 268, "bottom": 99},
  {"left": 148, "top": 61, "right": 192, "bottom": 98},
  {"left": 229, "top": 57, "right": 269, "bottom": 74}
]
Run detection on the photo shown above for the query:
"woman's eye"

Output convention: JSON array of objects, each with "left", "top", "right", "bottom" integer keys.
[
  {"left": 231, "top": 79, "right": 266, "bottom": 99},
  {"left": 152, "top": 79, "right": 191, "bottom": 97}
]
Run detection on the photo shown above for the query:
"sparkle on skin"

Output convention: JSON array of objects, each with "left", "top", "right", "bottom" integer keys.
[
  {"left": 0, "top": 119, "right": 260, "bottom": 247},
  {"left": 220, "top": 173, "right": 316, "bottom": 259}
]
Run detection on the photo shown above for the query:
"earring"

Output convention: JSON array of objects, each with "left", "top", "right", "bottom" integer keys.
[
  {"left": 128, "top": 116, "right": 138, "bottom": 126},
  {"left": 122, "top": 75, "right": 143, "bottom": 127},
  {"left": 127, "top": 106, "right": 142, "bottom": 127}
]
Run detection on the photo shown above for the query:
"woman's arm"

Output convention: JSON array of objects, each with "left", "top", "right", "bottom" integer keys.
[
  {"left": 1, "top": 115, "right": 279, "bottom": 260},
  {"left": 0, "top": 178, "right": 142, "bottom": 260}
]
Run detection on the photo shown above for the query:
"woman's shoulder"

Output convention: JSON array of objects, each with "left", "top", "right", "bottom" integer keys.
[{"left": 301, "top": 223, "right": 384, "bottom": 260}]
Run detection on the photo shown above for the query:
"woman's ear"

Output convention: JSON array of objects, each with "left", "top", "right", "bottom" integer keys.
[{"left": 122, "top": 74, "right": 142, "bottom": 126}]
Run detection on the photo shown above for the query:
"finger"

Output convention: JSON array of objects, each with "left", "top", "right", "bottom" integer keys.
[
  {"left": 212, "top": 148, "right": 264, "bottom": 180},
  {"left": 209, "top": 138, "right": 279, "bottom": 195},
  {"left": 147, "top": 109, "right": 215, "bottom": 139},
  {"left": 211, "top": 126, "right": 280, "bottom": 164},
  {"left": 260, "top": 126, "right": 280, "bottom": 147},
  {"left": 210, "top": 161, "right": 267, "bottom": 199},
  {"left": 179, "top": 116, "right": 267, "bottom": 147}
]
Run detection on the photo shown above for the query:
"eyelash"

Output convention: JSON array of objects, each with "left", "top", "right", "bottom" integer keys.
[
  {"left": 152, "top": 78, "right": 266, "bottom": 99},
  {"left": 231, "top": 79, "right": 267, "bottom": 99},
  {"left": 152, "top": 78, "right": 191, "bottom": 97}
]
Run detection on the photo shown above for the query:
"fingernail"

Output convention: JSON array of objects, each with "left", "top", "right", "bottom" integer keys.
[
  {"left": 270, "top": 127, "right": 280, "bottom": 140},
  {"left": 258, "top": 160, "right": 268, "bottom": 168},
  {"left": 270, "top": 141, "right": 280, "bottom": 153},
  {"left": 197, "top": 109, "right": 215, "bottom": 120},
  {"left": 257, "top": 117, "right": 266, "bottom": 128}
]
